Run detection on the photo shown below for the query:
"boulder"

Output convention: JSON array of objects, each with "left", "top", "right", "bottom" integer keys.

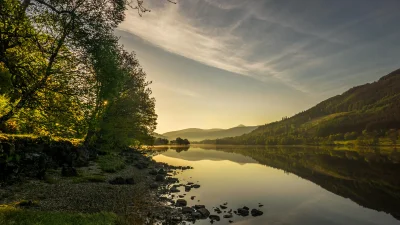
[
  {"left": 192, "top": 184, "right": 200, "bottom": 188},
  {"left": 192, "top": 212, "right": 202, "bottom": 219},
  {"left": 209, "top": 215, "right": 221, "bottom": 221},
  {"left": 149, "top": 169, "right": 158, "bottom": 175},
  {"left": 150, "top": 183, "right": 159, "bottom": 189},
  {"left": 175, "top": 199, "right": 187, "bottom": 207},
  {"left": 197, "top": 208, "right": 210, "bottom": 218},
  {"left": 251, "top": 209, "right": 263, "bottom": 217},
  {"left": 185, "top": 185, "right": 192, "bottom": 192},
  {"left": 223, "top": 214, "right": 233, "bottom": 218},
  {"left": 237, "top": 208, "right": 249, "bottom": 216},
  {"left": 182, "top": 206, "right": 194, "bottom": 214},
  {"left": 109, "top": 177, "right": 126, "bottom": 185},
  {"left": 194, "top": 205, "right": 205, "bottom": 209},
  {"left": 155, "top": 174, "right": 165, "bottom": 182}
]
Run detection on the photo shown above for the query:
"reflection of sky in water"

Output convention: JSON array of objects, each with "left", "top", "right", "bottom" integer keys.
[{"left": 153, "top": 148, "right": 400, "bottom": 225}]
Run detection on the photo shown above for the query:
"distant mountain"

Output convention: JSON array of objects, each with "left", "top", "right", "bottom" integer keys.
[
  {"left": 162, "top": 125, "right": 258, "bottom": 141},
  {"left": 217, "top": 68, "right": 400, "bottom": 145},
  {"left": 153, "top": 133, "right": 168, "bottom": 139}
]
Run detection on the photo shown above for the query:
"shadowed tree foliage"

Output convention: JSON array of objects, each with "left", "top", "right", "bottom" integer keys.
[{"left": 0, "top": 0, "right": 160, "bottom": 148}]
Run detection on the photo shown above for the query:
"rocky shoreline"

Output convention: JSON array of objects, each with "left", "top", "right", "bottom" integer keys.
[{"left": 0, "top": 136, "right": 264, "bottom": 224}]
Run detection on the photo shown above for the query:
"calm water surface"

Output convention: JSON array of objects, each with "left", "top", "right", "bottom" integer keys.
[{"left": 152, "top": 145, "right": 400, "bottom": 225}]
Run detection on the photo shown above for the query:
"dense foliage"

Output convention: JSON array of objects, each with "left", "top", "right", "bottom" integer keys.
[
  {"left": 215, "top": 69, "right": 400, "bottom": 146},
  {"left": 0, "top": 0, "right": 157, "bottom": 149}
]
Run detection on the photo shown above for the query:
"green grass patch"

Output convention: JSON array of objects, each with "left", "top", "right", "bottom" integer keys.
[
  {"left": 0, "top": 206, "right": 118, "bottom": 225},
  {"left": 97, "top": 155, "right": 125, "bottom": 173},
  {"left": 72, "top": 174, "right": 106, "bottom": 184}
]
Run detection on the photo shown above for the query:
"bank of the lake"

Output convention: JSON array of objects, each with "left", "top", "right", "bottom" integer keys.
[{"left": 0, "top": 136, "right": 196, "bottom": 225}]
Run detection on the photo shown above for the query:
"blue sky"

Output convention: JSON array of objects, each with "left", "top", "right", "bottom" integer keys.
[{"left": 116, "top": 0, "right": 400, "bottom": 133}]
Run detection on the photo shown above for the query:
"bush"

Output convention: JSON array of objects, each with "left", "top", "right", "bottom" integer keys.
[{"left": 97, "top": 155, "right": 125, "bottom": 173}]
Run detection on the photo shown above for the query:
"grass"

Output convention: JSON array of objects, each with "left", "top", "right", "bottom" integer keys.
[
  {"left": 97, "top": 155, "right": 126, "bottom": 173},
  {"left": 72, "top": 174, "right": 107, "bottom": 183},
  {"left": 0, "top": 205, "right": 118, "bottom": 225}
]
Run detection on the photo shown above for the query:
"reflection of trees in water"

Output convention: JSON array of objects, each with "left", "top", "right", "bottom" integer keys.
[
  {"left": 208, "top": 145, "right": 400, "bottom": 221},
  {"left": 171, "top": 146, "right": 190, "bottom": 152}
]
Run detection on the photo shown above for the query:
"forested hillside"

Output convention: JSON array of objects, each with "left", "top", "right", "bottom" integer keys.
[
  {"left": 0, "top": 0, "right": 156, "bottom": 149},
  {"left": 216, "top": 69, "right": 400, "bottom": 145}
]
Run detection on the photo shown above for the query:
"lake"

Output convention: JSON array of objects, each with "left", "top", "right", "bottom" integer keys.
[{"left": 152, "top": 145, "right": 400, "bottom": 225}]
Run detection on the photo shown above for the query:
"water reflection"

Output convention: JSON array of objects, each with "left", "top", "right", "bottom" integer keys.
[{"left": 152, "top": 145, "right": 400, "bottom": 225}]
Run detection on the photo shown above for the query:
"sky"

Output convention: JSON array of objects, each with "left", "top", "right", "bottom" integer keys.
[{"left": 116, "top": 0, "right": 400, "bottom": 134}]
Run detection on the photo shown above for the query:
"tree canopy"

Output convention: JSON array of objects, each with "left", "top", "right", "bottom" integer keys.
[{"left": 0, "top": 0, "right": 157, "bottom": 148}]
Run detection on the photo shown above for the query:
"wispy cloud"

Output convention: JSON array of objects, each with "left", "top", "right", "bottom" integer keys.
[
  {"left": 154, "top": 83, "right": 200, "bottom": 98},
  {"left": 118, "top": 0, "right": 400, "bottom": 95}
]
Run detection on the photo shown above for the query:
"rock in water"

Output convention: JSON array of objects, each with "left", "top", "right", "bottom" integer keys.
[
  {"left": 237, "top": 208, "right": 249, "bottom": 216},
  {"left": 209, "top": 215, "right": 221, "bottom": 221},
  {"left": 251, "top": 209, "right": 263, "bottom": 217},
  {"left": 197, "top": 208, "right": 210, "bottom": 218},
  {"left": 182, "top": 206, "right": 194, "bottom": 214},
  {"left": 194, "top": 205, "right": 205, "bottom": 209},
  {"left": 223, "top": 214, "right": 233, "bottom": 218},
  {"left": 175, "top": 199, "right": 187, "bottom": 207}
]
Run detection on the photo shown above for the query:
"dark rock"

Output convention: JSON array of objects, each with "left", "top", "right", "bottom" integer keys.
[
  {"left": 149, "top": 169, "right": 158, "bottom": 175},
  {"left": 150, "top": 183, "right": 159, "bottom": 189},
  {"left": 259, "top": 204, "right": 264, "bottom": 207},
  {"left": 125, "top": 177, "right": 135, "bottom": 185},
  {"left": 191, "top": 196, "right": 195, "bottom": 200},
  {"left": 179, "top": 195, "right": 185, "bottom": 198},
  {"left": 175, "top": 199, "right": 187, "bottom": 207},
  {"left": 170, "top": 185, "right": 180, "bottom": 193},
  {"left": 251, "top": 209, "right": 263, "bottom": 217},
  {"left": 155, "top": 174, "right": 165, "bottom": 182},
  {"left": 185, "top": 185, "right": 192, "bottom": 192},
  {"left": 158, "top": 168, "right": 167, "bottom": 174},
  {"left": 237, "top": 208, "right": 249, "bottom": 216},
  {"left": 61, "top": 166, "right": 78, "bottom": 177},
  {"left": 187, "top": 182, "right": 194, "bottom": 185},
  {"left": 243, "top": 206, "right": 249, "bottom": 211},
  {"left": 223, "top": 214, "right": 233, "bottom": 218},
  {"left": 194, "top": 205, "right": 205, "bottom": 209},
  {"left": 197, "top": 208, "right": 210, "bottom": 218},
  {"left": 109, "top": 177, "right": 126, "bottom": 185},
  {"left": 192, "top": 212, "right": 202, "bottom": 219},
  {"left": 220, "top": 205, "right": 227, "bottom": 209},
  {"left": 192, "top": 184, "right": 200, "bottom": 188},
  {"left": 209, "top": 215, "right": 220, "bottom": 221},
  {"left": 229, "top": 220, "right": 234, "bottom": 223},
  {"left": 166, "top": 177, "right": 179, "bottom": 183},
  {"left": 182, "top": 206, "right": 194, "bottom": 214}
]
